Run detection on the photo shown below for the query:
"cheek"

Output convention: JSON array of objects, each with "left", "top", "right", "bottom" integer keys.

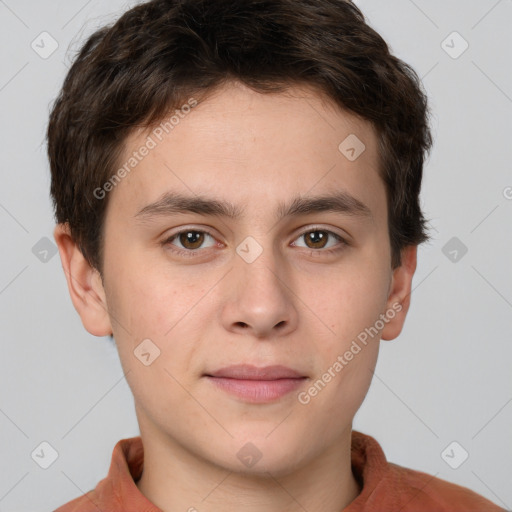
[
  {"left": 301, "top": 263, "right": 387, "bottom": 405},
  {"left": 107, "top": 254, "right": 199, "bottom": 339},
  {"left": 302, "top": 307, "right": 380, "bottom": 427},
  {"left": 323, "top": 347, "right": 379, "bottom": 434},
  {"left": 106, "top": 259, "right": 210, "bottom": 384},
  {"left": 316, "top": 266, "right": 389, "bottom": 346},
  {"left": 108, "top": 272, "right": 202, "bottom": 420}
]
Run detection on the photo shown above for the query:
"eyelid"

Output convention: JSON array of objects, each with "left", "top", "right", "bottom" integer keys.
[
  {"left": 162, "top": 224, "right": 350, "bottom": 256},
  {"left": 294, "top": 224, "right": 349, "bottom": 241},
  {"left": 291, "top": 225, "right": 349, "bottom": 251},
  {"left": 163, "top": 226, "right": 220, "bottom": 252}
]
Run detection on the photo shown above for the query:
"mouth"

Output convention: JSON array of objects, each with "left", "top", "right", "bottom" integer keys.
[
  {"left": 204, "top": 364, "right": 306, "bottom": 380},
  {"left": 203, "top": 364, "right": 308, "bottom": 403}
]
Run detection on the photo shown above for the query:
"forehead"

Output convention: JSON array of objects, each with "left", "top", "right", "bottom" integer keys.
[{"left": 106, "top": 82, "right": 386, "bottom": 228}]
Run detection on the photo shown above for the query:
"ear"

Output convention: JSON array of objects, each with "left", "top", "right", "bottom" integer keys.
[
  {"left": 381, "top": 245, "right": 417, "bottom": 341},
  {"left": 53, "top": 223, "right": 113, "bottom": 337}
]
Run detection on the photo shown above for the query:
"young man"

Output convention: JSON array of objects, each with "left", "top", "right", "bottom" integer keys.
[{"left": 49, "top": 0, "right": 506, "bottom": 510}]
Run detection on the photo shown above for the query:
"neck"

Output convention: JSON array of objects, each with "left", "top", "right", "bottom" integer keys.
[{"left": 136, "top": 426, "right": 361, "bottom": 512}]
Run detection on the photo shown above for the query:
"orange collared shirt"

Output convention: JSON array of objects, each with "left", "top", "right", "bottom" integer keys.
[{"left": 54, "top": 431, "right": 506, "bottom": 511}]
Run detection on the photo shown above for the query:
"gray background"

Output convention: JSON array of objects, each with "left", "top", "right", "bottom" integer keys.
[{"left": 0, "top": 0, "right": 511, "bottom": 510}]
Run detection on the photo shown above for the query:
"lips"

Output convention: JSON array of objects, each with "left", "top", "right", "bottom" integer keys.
[
  {"left": 204, "top": 364, "right": 306, "bottom": 380},
  {"left": 204, "top": 365, "right": 307, "bottom": 403}
]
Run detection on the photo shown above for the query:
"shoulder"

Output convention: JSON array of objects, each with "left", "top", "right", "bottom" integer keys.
[
  {"left": 380, "top": 462, "right": 506, "bottom": 511},
  {"left": 348, "top": 431, "right": 506, "bottom": 511}
]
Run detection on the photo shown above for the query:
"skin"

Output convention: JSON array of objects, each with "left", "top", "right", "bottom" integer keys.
[{"left": 54, "top": 81, "right": 417, "bottom": 512}]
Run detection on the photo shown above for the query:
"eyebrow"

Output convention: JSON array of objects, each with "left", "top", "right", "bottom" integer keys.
[{"left": 135, "top": 190, "right": 373, "bottom": 223}]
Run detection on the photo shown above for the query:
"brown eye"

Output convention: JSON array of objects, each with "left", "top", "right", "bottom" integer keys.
[
  {"left": 178, "top": 231, "right": 205, "bottom": 250},
  {"left": 292, "top": 228, "right": 347, "bottom": 253},
  {"left": 164, "top": 229, "right": 217, "bottom": 255},
  {"left": 303, "top": 230, "right": 329, "bottom": 249}
]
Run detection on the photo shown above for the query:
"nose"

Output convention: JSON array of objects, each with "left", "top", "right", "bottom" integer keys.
[{"left": 220, "top": 243, "right": 299, "bottom": 339}]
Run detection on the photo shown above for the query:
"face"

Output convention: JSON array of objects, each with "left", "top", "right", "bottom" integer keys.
[{"left": 57, "top": 81, "right": 416, "bottom": 477}]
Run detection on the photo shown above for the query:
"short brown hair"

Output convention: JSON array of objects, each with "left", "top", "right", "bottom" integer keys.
[{"left": 47, "top": 0, "right": 433, "bottom": 274}]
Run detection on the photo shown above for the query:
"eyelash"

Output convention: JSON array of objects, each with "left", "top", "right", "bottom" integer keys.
[{"left": 161, "top": 226, "right": 349, "bottom": 258}]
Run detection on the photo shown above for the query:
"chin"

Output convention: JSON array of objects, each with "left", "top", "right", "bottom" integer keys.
[{"left": 210, "top": 432, "right": 310, "bottom": 478}]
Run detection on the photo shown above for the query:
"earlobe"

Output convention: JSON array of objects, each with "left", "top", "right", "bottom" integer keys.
[
  {"left": 53, "top": 223, "right": 113, "bottom": 337},
  {"left": 380, "top": 245, "right": 418, "bottom": 341}
]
